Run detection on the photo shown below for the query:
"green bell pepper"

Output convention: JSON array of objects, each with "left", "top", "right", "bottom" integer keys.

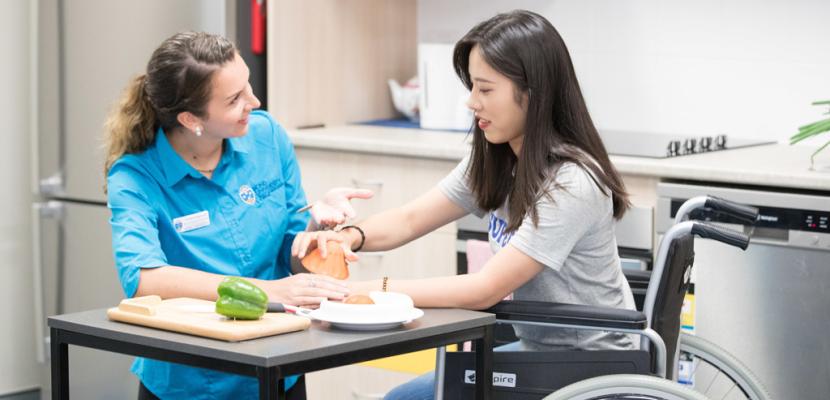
[{"left": 215, "top": 276, "right": 268, "bottom": 320}]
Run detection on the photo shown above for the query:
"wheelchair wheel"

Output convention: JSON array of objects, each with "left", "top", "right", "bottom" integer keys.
[
  {"left": 678, "top": 333, "right": 770, "bottom": 400},
  {"left": 543, "top": 374, "right": 708, "bottom": 400}
]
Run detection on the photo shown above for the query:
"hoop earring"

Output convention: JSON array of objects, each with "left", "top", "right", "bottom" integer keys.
[{"left": 195, "top": 126, "right": 203, "bottom": 137}]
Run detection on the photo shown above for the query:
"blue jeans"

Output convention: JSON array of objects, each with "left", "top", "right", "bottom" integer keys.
[{"left": 383, "top": 342, "right": 524, "bottom": 400}]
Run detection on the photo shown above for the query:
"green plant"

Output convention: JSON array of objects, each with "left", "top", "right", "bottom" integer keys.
[{"left": 790, "top": 100, "right": 830, "bottom": 169}]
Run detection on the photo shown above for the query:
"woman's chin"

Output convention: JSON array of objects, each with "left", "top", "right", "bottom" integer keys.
[
  {"left": 230, "top": 124, "right": 250, "bottom": 137},
  {"left": 482, "top": 131, "right": 505, "bottom": 144}
]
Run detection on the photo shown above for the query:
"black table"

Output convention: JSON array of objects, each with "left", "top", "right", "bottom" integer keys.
[{"left": 48, "top": 308, "right": 495, "bottom": 399}]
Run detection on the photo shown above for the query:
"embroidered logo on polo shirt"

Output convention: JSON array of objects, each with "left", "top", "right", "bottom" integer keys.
[
  {"left": 238, "top": 184, "right": 257, "bottom": 205},
  {"left": 251, "top": 178, "right": 281, "bottom": 201}
]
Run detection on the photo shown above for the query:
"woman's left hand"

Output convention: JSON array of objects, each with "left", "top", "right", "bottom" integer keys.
[
  {"left": 263, "top": 273, "right": 350, "bottom": 308},
  {"left": 292, "top": 229, "right": 360, "bottom": 262},
  {"left": 307, "top": 187, "right": 373, "bottom": 229}
]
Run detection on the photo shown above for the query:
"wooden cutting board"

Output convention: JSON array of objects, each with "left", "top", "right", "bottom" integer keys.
[{"left": 107, "top": 296, "right": 311, "bottom": 342}]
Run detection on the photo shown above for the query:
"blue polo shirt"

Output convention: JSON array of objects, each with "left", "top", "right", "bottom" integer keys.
[{"left": 107, "top": 110, "right": 307, "bottom": 399}]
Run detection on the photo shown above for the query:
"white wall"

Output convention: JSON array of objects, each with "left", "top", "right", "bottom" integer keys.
[
  {"left": 0, "top": 0, "right": 39, "bottom": 395},
  {"left": 418, "top": 0, "right": 830, "bottom": 144}
]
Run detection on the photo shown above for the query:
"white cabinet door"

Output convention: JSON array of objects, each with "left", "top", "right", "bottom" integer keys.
[{"left": 306, "top": 365, "right": 420, "bottom": 400}]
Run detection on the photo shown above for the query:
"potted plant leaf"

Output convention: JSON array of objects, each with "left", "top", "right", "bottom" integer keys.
[{"left": 790, "top": 100, "right": 830, "bottom": 170}]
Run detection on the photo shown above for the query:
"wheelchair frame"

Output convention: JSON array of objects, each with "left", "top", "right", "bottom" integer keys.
[{"left": 434, "top": 195, "right": 761, "bottom": 399}]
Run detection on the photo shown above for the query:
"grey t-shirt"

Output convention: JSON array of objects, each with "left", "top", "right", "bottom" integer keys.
[{"left": 440, "top": 156, "right": 636, "bottom": 351}]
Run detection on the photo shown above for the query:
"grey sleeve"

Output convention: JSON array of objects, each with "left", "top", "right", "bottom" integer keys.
[
  {"left": 509, "top": 164, "right": 607, "bottom": 271},
  {"left": 438, "top": 156, "right": 486, "bottom": 218}
]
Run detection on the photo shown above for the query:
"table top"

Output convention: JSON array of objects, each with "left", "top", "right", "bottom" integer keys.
[{"left": 48, "top": 308, "right": 494, "bottom": 368}]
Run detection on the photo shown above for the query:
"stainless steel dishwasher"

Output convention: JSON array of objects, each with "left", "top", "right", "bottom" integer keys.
[{"left": 657, "top": 181, "right": 830, "bottom": 400}]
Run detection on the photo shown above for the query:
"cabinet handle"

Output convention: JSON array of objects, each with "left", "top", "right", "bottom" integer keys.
[
  {"left": 351, "top": 178, "right": 384, "bottom": 190},
  {"left": 350, "top": 390, "right": 385, "bottom": 400},
  {"left": 359, "top": 251, "right": 387, "bottom": 258}
]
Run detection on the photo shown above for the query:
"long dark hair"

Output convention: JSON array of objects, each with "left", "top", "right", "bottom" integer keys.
[
  {"left": 103, "top": 31, "right": 236, "bottom": 184},
  {"left": 453, "top": 10, "right": 629, "bottom": 231}
]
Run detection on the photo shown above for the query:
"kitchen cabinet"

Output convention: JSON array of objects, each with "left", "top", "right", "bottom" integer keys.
[
  {"left": 266, "top": 0, "right": 417, "bottom": 129},
  {"left": 621, "top": 175, "right": 659, "bottom": 209},
  {"left": 306, "top": 365, "right": 421, "bottom": 400},
  {"left": 619, "top": 174, "right": 659, "bottom": 253}
]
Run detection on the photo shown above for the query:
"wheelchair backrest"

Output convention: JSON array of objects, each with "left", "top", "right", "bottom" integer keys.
[{"left": 647, "top": 233, "right": 695, "bottom": 378}]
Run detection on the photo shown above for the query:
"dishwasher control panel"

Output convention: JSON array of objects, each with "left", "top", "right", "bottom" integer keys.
[
  {"left": 657, "top": 181, "right": 830, "bottom": 251},
  {"left": 669, "top": 200, "right": 830, "bottom": 233}
]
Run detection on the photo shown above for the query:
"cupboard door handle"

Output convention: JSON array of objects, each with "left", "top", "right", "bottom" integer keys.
[
  {"left": 359, "top": 251, "right": 387, "bottom": 258},
  {"left": 351, "top": 178, "right": 384, "bottom": 189},
  {"left": 350, "top": 390, "right": 385, "bottom": 400}
]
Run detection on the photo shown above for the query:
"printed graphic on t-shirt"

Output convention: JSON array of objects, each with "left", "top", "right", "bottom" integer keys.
[{"left": 489, "top": 213, "right": 514, "bottom": 248}]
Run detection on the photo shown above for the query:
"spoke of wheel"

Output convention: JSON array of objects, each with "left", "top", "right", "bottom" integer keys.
[
  {"left": 721, "top": 383, "right": 738, "bottom": 400},
  {"left": 689, "top": 353, "right": 748, "bottom": 400},
  {"left": 703, "top": 368, "right": 723, "bottom": 394}
]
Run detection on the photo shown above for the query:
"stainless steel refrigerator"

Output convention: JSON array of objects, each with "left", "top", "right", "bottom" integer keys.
[{"left": 32, "top": 1, "right": 228, "bottom": 398}]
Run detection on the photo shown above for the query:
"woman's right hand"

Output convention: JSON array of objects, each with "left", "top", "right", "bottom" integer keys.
[
  {"left": 292, "top": 229, "right": 359, "bottom": 262},
  {"left": 263, "top": 273, "right": 350, "bottom": 308}
]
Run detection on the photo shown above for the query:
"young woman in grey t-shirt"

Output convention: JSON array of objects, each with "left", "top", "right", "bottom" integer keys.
[{"left": 293, "top": 9, "right": 636, "bottom": 397}]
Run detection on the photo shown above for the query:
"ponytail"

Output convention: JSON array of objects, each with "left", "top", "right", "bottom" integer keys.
[{"left": 103, "top": 74, "right": 157, "bottom": 191}]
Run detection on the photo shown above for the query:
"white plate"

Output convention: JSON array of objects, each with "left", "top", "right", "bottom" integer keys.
[
  {"left": 302, "top": 292, "right": 424, "bottom": 331},
  {"left": 308, "top": 307, "right": 424, "bottom": 331}
]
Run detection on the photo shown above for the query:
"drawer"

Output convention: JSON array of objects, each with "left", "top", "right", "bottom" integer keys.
[{"left": 621, "top": 174, "right": 659, "bottom": 209}]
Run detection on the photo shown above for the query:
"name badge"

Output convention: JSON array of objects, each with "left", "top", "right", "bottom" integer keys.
[{"left": 173, "top": 211, "right": 210, "bottom": 233}]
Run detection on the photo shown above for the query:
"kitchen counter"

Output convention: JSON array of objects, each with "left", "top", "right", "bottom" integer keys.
[{"left": 287, "top": 125, "right": 830, "bottom": 192}]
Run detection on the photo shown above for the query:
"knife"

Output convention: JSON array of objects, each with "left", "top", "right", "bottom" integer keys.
[{"left": 172, "top": 303, "right": 312, "bottom": 318}]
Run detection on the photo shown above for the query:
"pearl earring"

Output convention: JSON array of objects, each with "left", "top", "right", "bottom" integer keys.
[{"left": 195, "top": 126, "right": 203, "bottom": 137}]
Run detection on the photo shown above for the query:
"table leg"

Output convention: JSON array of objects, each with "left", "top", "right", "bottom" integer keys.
[
  {"left": 50, "top": 328, "right": 69, "bottom": 400},
  {"left": 474, "top": 324, "right": 493, "bottom": 400},
  {"left": 257, "top": 366, "right": 283, "bottom": 400}
]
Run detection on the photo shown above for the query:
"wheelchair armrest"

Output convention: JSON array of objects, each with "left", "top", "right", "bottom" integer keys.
[{"left": 485, "top": 300, "right": 647, "bottom": 330}]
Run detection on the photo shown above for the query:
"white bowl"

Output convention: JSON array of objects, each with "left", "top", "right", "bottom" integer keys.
[{"left": 317, "top": 291, "right": 415, "bottom": 322}]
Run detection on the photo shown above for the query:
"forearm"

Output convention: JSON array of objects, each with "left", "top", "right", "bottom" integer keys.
[
  {"left": 351, "top": 274, "right": 503, "bottom": 310},
  {"left": 135, "top": 265, "right": 269, "bottom": 301},
  {"left": 349, "top": 246, "right": 545, "bottom": 310},
  {"left": 349, "top": 207, "right": 424, "bottom": 252},
  {"left": 347, "top": 187, "right": 465, "bottom": 252}
]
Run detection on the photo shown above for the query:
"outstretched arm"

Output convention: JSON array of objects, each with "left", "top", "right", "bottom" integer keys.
[
  {"left": 293, "top": 187, "right": 468, "bottom": 259},
  {"left": 350, "top": 244, "right": 544, "bottom": 309}
]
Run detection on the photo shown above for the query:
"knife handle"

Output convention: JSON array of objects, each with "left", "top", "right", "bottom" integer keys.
[{"left": 267, "top": 302, "right": 287, "bottom": 313}]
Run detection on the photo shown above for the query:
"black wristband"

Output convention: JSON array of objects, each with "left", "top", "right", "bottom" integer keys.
[{"left": 338, "top": 225, "right": 365, "bottom": 252}]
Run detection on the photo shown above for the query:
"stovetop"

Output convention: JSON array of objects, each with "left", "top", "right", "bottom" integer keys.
[{"left": 599, "top": 130, "right": 775, "bottom": 159}]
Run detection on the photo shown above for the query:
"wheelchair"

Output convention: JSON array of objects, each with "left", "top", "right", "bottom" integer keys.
[{"left": 438, "top": 196, "right": 770, "bottom": 400}]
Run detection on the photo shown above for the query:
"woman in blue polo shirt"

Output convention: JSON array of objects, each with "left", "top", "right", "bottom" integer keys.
[{"left": 104, "top": 32, "right": 359, "bottom": 400}]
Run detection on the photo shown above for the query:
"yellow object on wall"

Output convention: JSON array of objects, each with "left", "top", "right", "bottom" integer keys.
[
  {"left": 360, "top": 345, "right": 458, "bottom": 374},
  {"left": 680, "top": 292, "right": 695, "bottom": 334}
]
